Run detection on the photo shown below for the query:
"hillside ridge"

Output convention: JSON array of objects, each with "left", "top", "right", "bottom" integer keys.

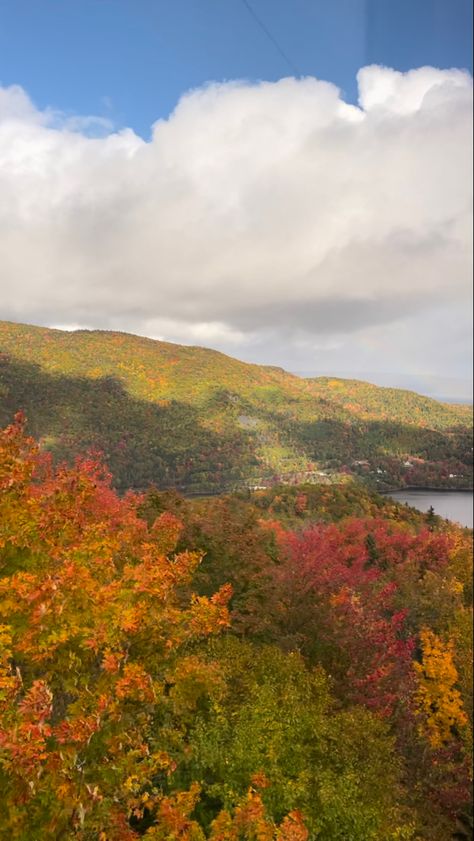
[
  {"left": 1, "top": 319, "right": 472, "bottom": 494},
  {"left": 1, "top": 319, "right": 470, "bottom": 411}
]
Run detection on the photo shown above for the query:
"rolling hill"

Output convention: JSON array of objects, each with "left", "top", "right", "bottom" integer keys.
[{"left": 0, "top": 320, "right": 472, "bottom": 494}]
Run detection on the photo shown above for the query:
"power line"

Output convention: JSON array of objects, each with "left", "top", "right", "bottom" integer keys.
[{"left": 240, "top": 0, "right": 302, "bottom": 77}]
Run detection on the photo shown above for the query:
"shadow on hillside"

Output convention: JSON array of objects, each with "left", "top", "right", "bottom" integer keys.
[
  {"left": 293, "top": 417, "right": 471, "bottom": 460},
  {"left": 290, "top": 417, "right": 472, "bottom": 488},
  {"left": 0, "top": 356, "right": 257, "bottom": 493},
  {"left": 1, "top": 356, "right": 472, "bottom": 494}
]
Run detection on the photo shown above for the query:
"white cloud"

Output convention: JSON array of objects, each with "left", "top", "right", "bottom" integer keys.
[
  {"left": 357, "top": 65, "right": 470, "bottom": 113},
  {"left": 0, "top": 67, "right": 472, "bottom": 385}
]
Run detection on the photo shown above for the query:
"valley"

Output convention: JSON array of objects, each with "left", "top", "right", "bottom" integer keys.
[{"left": 0, "top": 323, "right": 472, "bottom": 840}]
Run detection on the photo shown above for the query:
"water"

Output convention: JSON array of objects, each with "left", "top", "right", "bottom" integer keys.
[{"left": 388, "top": 490, "right": 473, "bottom": 528}]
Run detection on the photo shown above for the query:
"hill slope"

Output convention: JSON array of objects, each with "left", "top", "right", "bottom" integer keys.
[{"left": 0, "top": 320, "right": 472, "bottom": 493}]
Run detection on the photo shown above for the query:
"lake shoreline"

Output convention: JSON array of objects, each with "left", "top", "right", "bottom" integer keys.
[
  {"left": 382, "top": 488, "right": 473, "bottom": 528},
  {"left": 381, "top": 485, "right": 473, "bottom": 494}
]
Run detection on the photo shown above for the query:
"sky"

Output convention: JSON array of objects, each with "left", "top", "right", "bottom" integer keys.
[{"left": 0, "top": 0, "right": 472, "bottom": 398}]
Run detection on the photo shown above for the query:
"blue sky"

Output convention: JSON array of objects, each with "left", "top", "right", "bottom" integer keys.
[
  {"left": 0, "top": 0, "right": 472, "bottom": 137},
  {"left": 0, "top": 2, "right": 472, "bottom": 399}
]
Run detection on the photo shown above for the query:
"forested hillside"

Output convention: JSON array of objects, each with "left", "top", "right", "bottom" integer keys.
[
  {"left": 0, "top": 320, "right": 472, "bottom": 493},
  {"left": 0, "top": 416, "right": 472, "bottom": 839}
]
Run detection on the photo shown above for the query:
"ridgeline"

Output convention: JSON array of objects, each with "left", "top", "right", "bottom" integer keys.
[{"left": 1, "top": 320, "right": 472, "bottom": 494}]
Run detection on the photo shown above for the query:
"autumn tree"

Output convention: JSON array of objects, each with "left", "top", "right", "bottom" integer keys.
[
  {"left": 0, "top": 414, "right": 233, "bottom": 839},
  {"left": 167, "top": 638, "right": 415, "bottom": 841}
]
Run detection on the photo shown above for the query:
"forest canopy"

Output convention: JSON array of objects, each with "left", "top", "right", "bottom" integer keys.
[{"left": 0, "top": 414, "right": 472, "bottom": 840}]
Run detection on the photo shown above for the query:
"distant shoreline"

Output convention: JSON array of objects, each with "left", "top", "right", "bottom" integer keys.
[{"left": 382, "top": 486, "right": 473, "bottom": 495}]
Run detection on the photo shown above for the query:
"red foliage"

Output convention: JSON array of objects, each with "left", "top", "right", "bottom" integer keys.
[{"left": 272, "top": 520, "right": 423, "bottom": 715}]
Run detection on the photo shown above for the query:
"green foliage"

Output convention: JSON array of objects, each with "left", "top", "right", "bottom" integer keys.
[
  {"left": 140, "top": 483, "right": 472, "bottom": 839},
  {"left": 173, "top": 638, "right": 414, "bottom": 841}
]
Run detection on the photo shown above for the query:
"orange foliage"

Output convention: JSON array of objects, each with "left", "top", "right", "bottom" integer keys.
[
  {"left": 0, "top": 414, "right": 231, "bottom": 837},
  {"left": 0, "top": 415, "right": 310, "bottom": 839},
  {"left": 414, "top": 627, "right": 468, "bottom": 749},
  {"left": 208, "top": 790, "right": 308, "bottom": 841}
]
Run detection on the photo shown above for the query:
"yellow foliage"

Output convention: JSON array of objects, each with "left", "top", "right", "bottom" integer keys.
[{"left": 414, "top": 627, "right": 468, "bottom": 748}]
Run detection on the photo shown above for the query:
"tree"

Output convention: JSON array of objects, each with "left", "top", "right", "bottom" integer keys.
[
  {"left": 0, "top": 414, "right": 233, "bottom": 839},
  {"left": 171, "top": 638, "right": 415, "bottom": 841},
  {"left": 414, "top": 628, "right": 468, "bottom": 749}
]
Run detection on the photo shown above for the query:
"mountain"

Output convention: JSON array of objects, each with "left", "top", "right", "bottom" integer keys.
[{"left": 0, "top": 320, "right": 472, "bottom": 494}]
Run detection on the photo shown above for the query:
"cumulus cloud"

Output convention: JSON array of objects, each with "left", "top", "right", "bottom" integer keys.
[{"left": 0, "top": 66, "right": 472, "bottom": 387}]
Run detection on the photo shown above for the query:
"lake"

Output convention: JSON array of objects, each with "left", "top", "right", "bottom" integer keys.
[{"left": 388, "top": 490, "right": 473, "bottom": 528}]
